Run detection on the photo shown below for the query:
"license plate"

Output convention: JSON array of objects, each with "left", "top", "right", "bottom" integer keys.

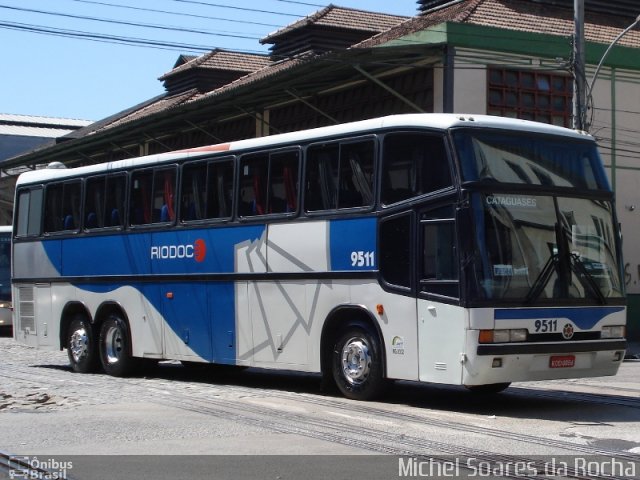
[{"left": 550, "top": 355, "right": 575, "bottom": 368}]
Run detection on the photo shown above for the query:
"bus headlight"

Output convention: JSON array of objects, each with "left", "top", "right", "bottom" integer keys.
[
  {"left": 479, "top": 329, "right": 528, "bottom": 343},
  {"left": 601, "top": 326, "right": 625, "bottom": 339}
]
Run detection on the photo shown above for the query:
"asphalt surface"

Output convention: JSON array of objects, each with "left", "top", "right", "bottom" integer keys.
[{"left": 1, "top": 335, "right": 639, "bottom": 480}]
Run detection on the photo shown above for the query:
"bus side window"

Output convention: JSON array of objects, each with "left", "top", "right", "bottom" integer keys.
[
  {"left": 379, "top": 212, "right": 412, "bottom": 289},
  {"left": 130, "top": 170, "right": 153, "bottom": 225},
  {"left": 153, "top": 167, "right": 176, "bottom": 223},
  {"left": 239, "top": 154, "right": 268, "bottom": 217},
  {"left": 269, "top": 151, "right": 299, "bottom": 214},
  {"left": 44, "top": 181, "right": 81, "bottom": 233},
  {"left": 305, "top": 145, "right": 339, "bottom": 212},
  {"left": 105, "top": 174, "right": 126, "bottom": 227},
  {"left": 16, "top": 188, "right": 43, "bottom": 237},
  {"left": 85, "top": 176, "right": 105, "bottom": 229},
  {"left": 339, "top": 141, "right": 374, "bottom": 209},
  {"left": 207, "top": 159, "right": 234, "bottom": 219},
  {"left": 420, "top": 206, "right": 459, "bottom": 299},
  {"left": 382, "top": 133, "right": 451, "bottom": 205},
  {"left": 182, "top": 162, "right": 205, "bottom": 222},
  {"left": 305, "top": 139, "right": 374, "bottom": 212}
]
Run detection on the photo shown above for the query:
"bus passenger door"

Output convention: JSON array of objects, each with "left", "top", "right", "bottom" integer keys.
[{"left": 417, "top": 207, "right": 466, "bottom": 384}]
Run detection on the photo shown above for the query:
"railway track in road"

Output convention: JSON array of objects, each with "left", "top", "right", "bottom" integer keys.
[{"left": 144, "top": 382, "right": 639, "bottom": 480}]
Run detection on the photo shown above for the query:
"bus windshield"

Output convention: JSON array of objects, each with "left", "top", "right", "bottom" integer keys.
[
  {"left": 453, "top": 129, "right": 610, "bottom": 189},
  {"left": 470, "top": 193, "right": 624, "bottom": 302}
]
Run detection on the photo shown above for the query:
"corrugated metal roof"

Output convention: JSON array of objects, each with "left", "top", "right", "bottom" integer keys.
[
  {"left": 0, "top": 113, "right": 91, "bottom": 128},
  {"left": 0, "top": 125, "right": 76, "bottom": 138}
]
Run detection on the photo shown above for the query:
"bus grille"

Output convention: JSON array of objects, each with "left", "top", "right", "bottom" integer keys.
[{"left": 17, "top": 286, "right": 35, "bottom": 333}]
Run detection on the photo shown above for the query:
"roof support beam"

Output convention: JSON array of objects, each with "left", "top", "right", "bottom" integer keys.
[
  {"left": 236, "top": 107, "right": 283, "bottom": 135},
  {"left": 352, "top": 64, "right": 425, "bottom": 113},
  {"left": 285, "top": 89, "right": 339, "bottom": 124},
  {"left": 184, "top": 120, "right": 224, "bottom": 143},
  {"left": 110, "top": 142, "right": 136, "bottom": 158},
  {"left": 143, "top": 133, "right": 173, "bottom": 152}
]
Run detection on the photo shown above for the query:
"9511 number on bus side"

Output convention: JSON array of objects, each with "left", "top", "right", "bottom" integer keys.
[{"left": 350, "top": 251, "right": 375, "bottom": 268}]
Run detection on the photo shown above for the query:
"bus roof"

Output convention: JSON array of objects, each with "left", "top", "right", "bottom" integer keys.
[{"left": 15, "top": 113, "right": 593, "bottom": 187}]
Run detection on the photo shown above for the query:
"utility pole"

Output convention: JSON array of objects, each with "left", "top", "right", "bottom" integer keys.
[{"left": 573, "top": 0, "right": 586, "bottom": 131}]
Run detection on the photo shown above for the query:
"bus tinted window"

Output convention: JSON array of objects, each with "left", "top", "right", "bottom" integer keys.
[
  {"left": 130, "top": 167, "right": 176, "bottom": 225},
  {"left": 305, "top": 139, "right": 374, "bottom": 212},
  {"left": 44, "top": 181, "right": 81, "bottom": 233},
  {"left": 453, "top": 130, "right": 608, "bottom": 189},
  {"left": 382, "top": 133, "right": 451, "bottom": 205},
  {"left": 239, "top": 150, "right": 299, "bottom": 217},
  {"left": 85, "top": 174, "right": 126, "bottom": 229},
  {"left": 105, "top": 174, "right": 126, "bottom": 227},
  {"left": 16, "top": 191, "right": 31, "bottom": 237},
  {"left": 269, "top": 151, "right": 299, "bottom": 214},
  {"left": 181, "top": 158, "right": 235, "bottom": 221}
]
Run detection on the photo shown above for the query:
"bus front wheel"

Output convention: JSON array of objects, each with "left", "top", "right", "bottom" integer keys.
[
  {"left": 332, "top": 325, "right": 385, "bottom": 401},
  {"left": 465, "top": 383, "right": 511, "bottom": 394},
  {"left": 66, "top": 314, "right": 99, "bottom": 373},
  {"left": 99, "top": 314, "right": 136, "bottom": 377}
]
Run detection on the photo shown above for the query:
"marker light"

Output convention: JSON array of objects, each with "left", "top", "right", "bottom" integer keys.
[
  {"left": 479, "top": 329, "right": 528, "bottom": 344},
  {"left": 601, "top": 326, "right": 625, "bottom": 339}
]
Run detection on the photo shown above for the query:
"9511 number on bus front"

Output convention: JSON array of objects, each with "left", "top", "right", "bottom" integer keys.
[{"left": 533, "top": 319, "right": 559, "bottom": 333}]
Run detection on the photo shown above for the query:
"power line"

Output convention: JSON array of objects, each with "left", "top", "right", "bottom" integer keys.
[
  {"left": 273, "top": 0, "right": 324, "bottom": 6},
  {"left": 0, "top": 4, "right": 263, "bottom": 39},
  {"left": 166, "top": 0, "right": 302, "bottom": 17},
  {"left": 0, "top": 20, "right": 222, "bottom": 52},
  {"left": 65, "top": 0, "right": 283, "bottom": 28}
]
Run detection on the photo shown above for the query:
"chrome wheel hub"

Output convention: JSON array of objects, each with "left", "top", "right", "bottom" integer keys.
[
  {"left": 341, "top": 337, "right": 371, "bottom": 385},
  {"left": 70, "top": 328, "right": 88, "bottom": 363},
  {"left": 104, "top": 325, "right": 124, "bottom": 365}
]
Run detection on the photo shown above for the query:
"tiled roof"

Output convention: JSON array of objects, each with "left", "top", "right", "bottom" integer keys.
[
  {"left": 261, "top": 4, "right": 410, "bottom": 43},
  {"left": 84, "top": 0, "right": 640, "bottom": 135},
  {"left": 103, "top": 89, "right": 204, "bottom": 131},
  {"left": 159, "top": 49, "right": 272, "bottom": 80},
  {"left": 93, "top": 54, "right": 313, "bottom": 134},
  {"left": 357, "top": 0, "right": 640, "bottom": 49}
]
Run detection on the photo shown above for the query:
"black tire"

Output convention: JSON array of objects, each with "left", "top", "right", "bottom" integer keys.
[
  {"left": 99, "top": 314, "right": 136, "bottom": 377},
  {"left": 66, "top": 314, "right": 100, "bottom": 373},
  {"left": 331, "top": 325, "right": 386, "bottom": 401},
  {"left": 466, "top": 382, "right": 511, "bottom": 394}
]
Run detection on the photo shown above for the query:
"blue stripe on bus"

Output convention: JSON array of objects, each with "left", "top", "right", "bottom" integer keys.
[
  {"left": 329, "top": 217, "right": 377, "bottom": 271},
  {"left": 44, "top": 225, "right": 266, "bottom": 277},
  {"left": 494, "top": 306, "right": 624, "bottom": 330},
  {"left": 41, "top": 218, "right": 378, "bottom": 364}
]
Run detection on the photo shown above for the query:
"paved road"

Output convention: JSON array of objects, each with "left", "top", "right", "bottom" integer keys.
[{"left": 1, "top": 336, "right": 639, "bottom": 479}]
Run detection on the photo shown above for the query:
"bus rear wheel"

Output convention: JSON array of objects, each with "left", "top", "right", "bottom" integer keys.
[
  {"left": 332, "top": 325, "right": 385, "bottom": 401},
  {"left": 99, "top": 314, "right": 136, "bottom": 377},
  {"left": 66, "top": 314, "right": 99, "bottom": 373}
]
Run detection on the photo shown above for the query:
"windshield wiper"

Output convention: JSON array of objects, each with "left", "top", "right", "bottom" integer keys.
[
  {"left": 524, "top": 253, "right": 558, "bottom": 304},
  {"left": 570, "top": 253, "right": 607, "bottom": 305}
]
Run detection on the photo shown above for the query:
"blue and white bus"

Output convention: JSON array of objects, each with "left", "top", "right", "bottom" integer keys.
[{"left": 11, "top": 114, "right": 627, "bottom": 400}]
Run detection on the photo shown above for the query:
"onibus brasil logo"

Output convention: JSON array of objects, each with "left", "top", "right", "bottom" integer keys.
[{"left": 150, "top": 239, "right": 206, "bottom": 262}]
